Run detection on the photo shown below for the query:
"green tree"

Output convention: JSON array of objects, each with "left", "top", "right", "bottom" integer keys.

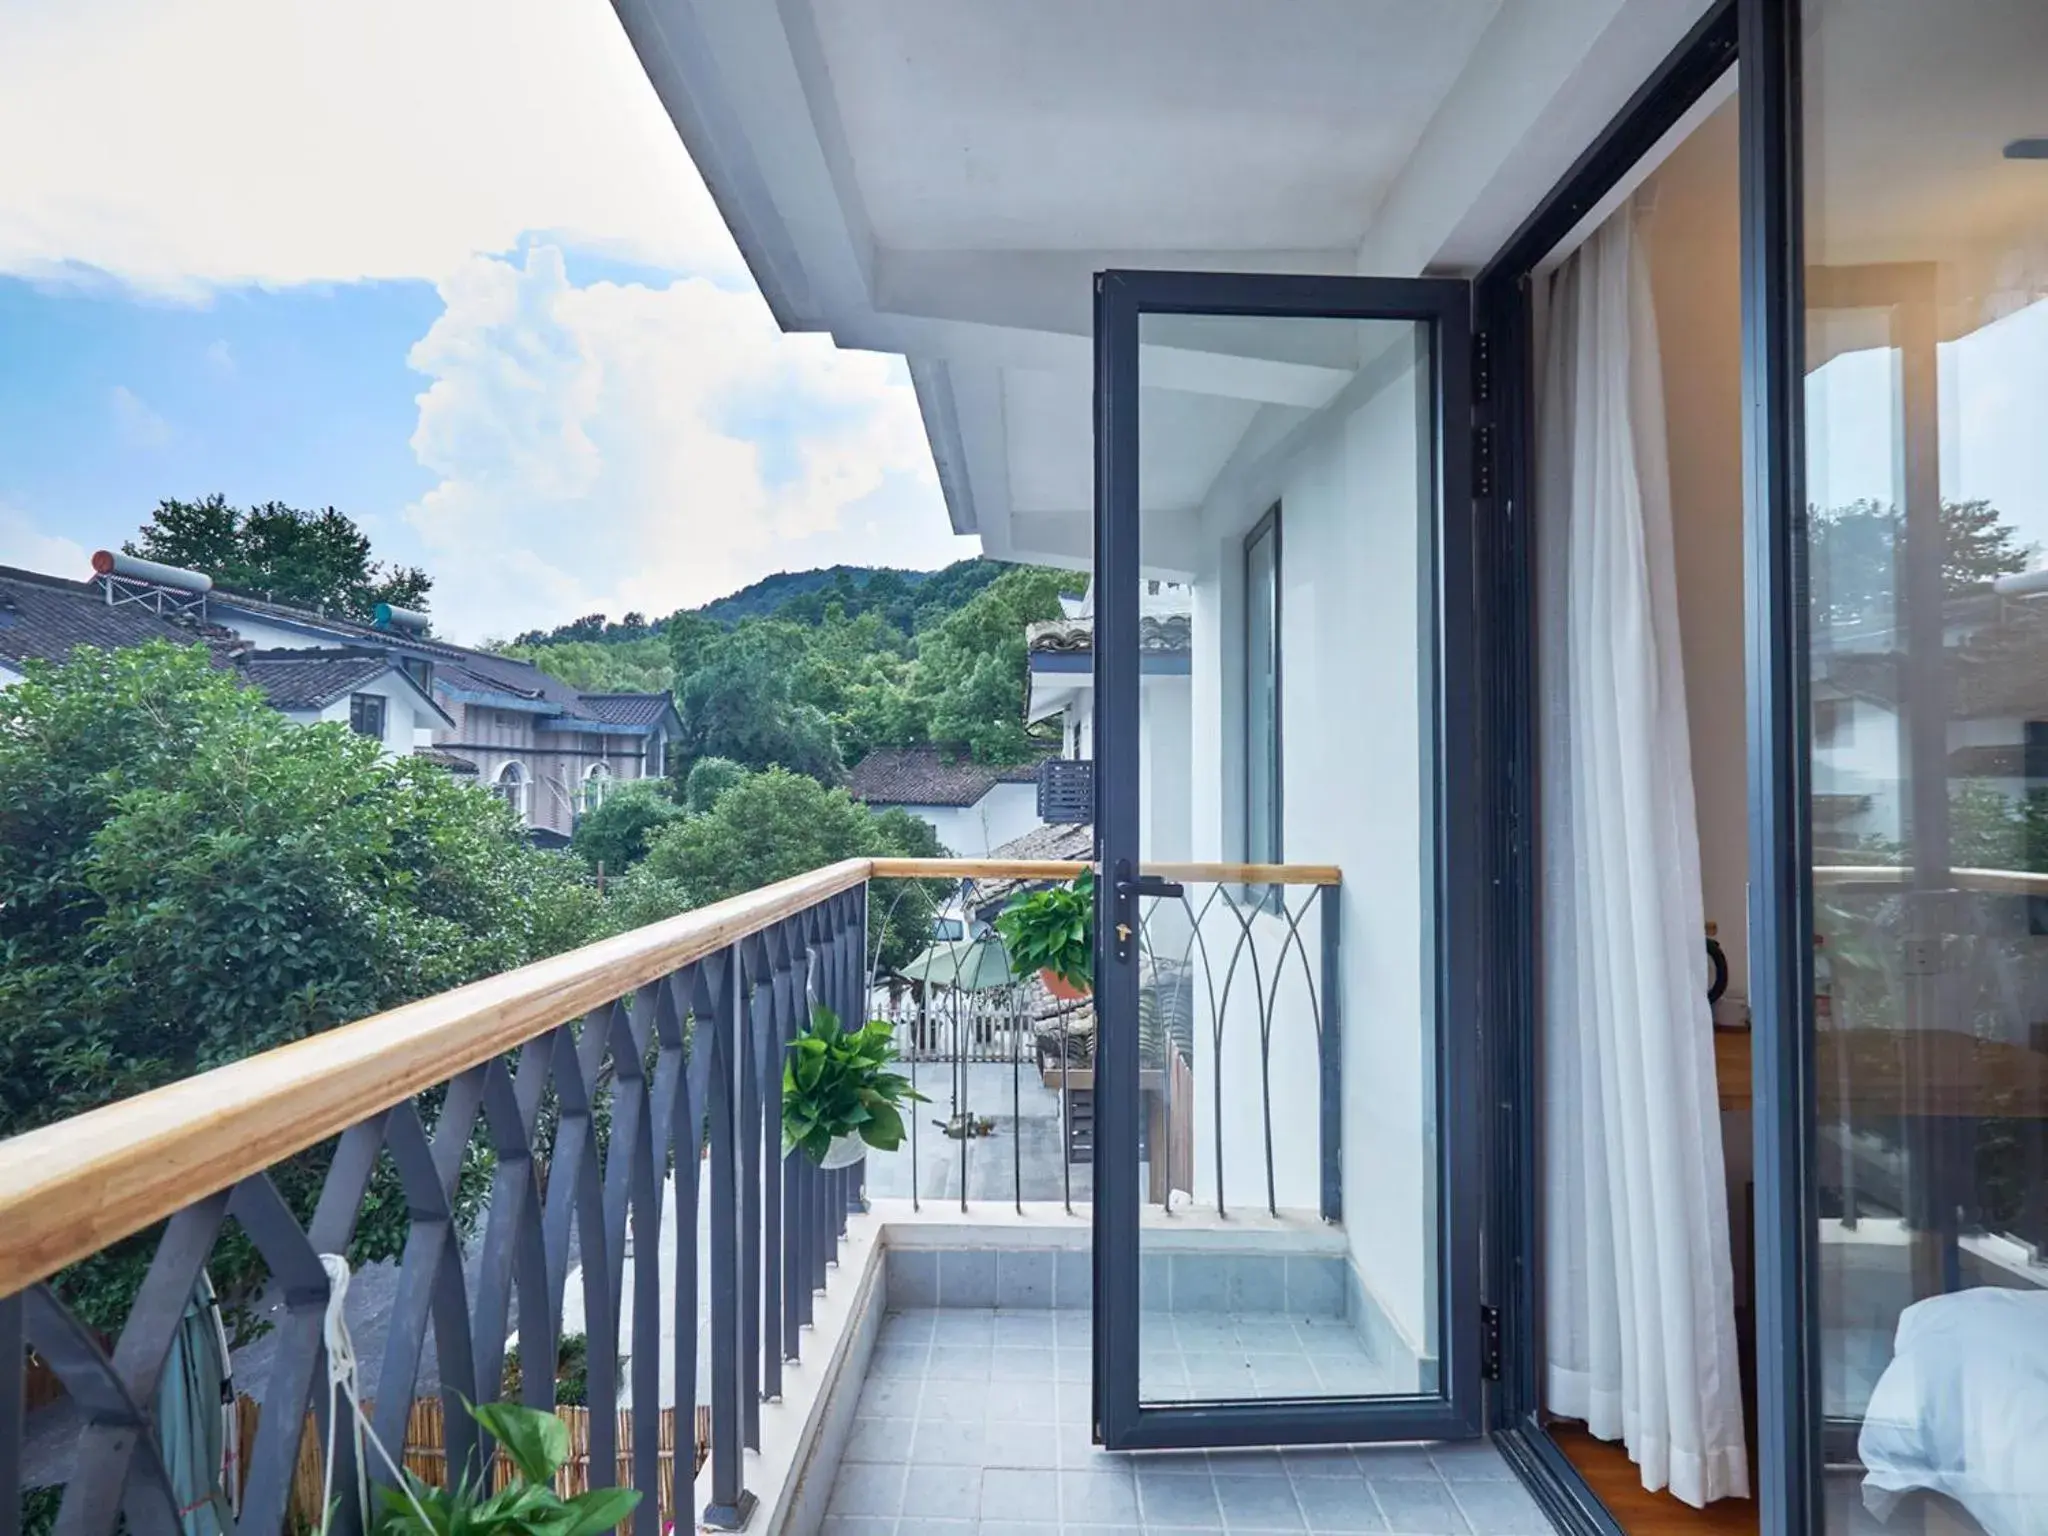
[
  {"left": 571, "top": 779, "right": 686, "bottom": 873},
  {"left": 0, "top": 642, "right": 602, "bottom": 1334},
  {"left": 682, "top": 755, "right": 750, "bottom": 813},
  {"left": 127, "top": 494, "right": 432, "bottom": 620},
  {"left": 910, "top": 566, "right": 1075, "bottom": 762},
  {"left": 642, "top": 768, "right": 945, "bottom": 971},
  {"left": 672, "top": 621, "right": 843, "bottom": 782},
  {"left": 1809, "top": 497, "right": 2033, "bottom": 627},
  {"left": 500, "top": 637, "right": 674, "bottom": 693}
]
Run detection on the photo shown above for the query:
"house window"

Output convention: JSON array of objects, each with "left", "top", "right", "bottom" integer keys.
[
  {"left": 348, "top": 692, "right": 387, "bottom": 740},
  {"left": 494, "top": 761, "right": 528, "bottom": 819},
  {"left": 1813, "top": 696, "right": 1853, "bottom": 747},
  {"left": 582, "top": 762, "right": 612, "bottom": 814},
  {"left": 1244, "top": 504, "right": 1282, "bottom": 865}
]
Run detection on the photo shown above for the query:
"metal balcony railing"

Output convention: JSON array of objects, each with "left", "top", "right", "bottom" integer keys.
[{"left": 1, "top": 856, "right": 1342, "bottom": 1536}]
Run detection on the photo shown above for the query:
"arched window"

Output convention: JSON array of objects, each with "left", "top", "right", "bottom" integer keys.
[
  {"left": 581, "top": 761, "right": 612, "bottom": 814},
  {"left": 494, "top": 760, "right": 528, "bottom": 820}
]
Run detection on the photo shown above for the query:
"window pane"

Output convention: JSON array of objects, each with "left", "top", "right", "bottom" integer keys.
[
  {"left": 1245, "top": 511, "right": 1281, "bottom": 864},
  {"left": 1804, "top": 6, "right": 2048, "bottom": 1532}
]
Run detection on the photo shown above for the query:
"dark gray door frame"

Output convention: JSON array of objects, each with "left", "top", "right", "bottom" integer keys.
[{"left": 1091, "top": 267, "right": 1481, "bottom": 1451}]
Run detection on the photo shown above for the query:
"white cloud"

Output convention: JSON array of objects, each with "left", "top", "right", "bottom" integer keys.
[
  {"left": 0, "top": 0, "right": 741, "bottom": 295},
  {"left": 109, "top": 385, "right": 172, "bottom": 449},
  {"left": 0, "top": 504, "right": 92, "bottom": 576},
  {"left": 402, "top": 246, "right": 970, "bottom": 644},
  {"left": 205, "top": 339, "right": 236, "bottom": 377}
]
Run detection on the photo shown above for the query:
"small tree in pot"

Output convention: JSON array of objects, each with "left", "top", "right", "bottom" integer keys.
[
  {"left": 782, "top": 1003, "right": 928, "bottom": 1167},
  {"left": 995, "top": 869, "right": 1096, "bottom": 1000}
]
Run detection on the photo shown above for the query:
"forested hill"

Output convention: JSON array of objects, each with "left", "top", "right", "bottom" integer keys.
[
  {"left": 506, "top": 558, "right": 1023, "bottom": 646},
  {"left": 497, "top": 557, "right": 1086, "bottom": 766}
]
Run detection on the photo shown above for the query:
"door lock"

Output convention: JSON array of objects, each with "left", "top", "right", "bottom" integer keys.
[{"left": 1111, "top": 862, "right": 1185, "bottom": 962}]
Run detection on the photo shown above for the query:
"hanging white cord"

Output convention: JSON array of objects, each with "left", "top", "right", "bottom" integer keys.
[{"left": 317, "top": 1255, "right": 438, "bottom": 1536}]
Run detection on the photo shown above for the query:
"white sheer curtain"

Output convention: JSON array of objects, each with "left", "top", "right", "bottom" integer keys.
[{"left": 1536, "top": 200, "right": 1750, "bottom": 1508}]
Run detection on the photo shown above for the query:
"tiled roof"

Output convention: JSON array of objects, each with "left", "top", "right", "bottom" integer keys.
[
  {"left": 205, "top": 586, "right": 667, "bottom": 727},
  {"left": 576, "top": 692, "right": 674, "bottom": 728},
  {"left": 0, "top": 565, "right": 238, "bottom": 670},
  {"left": 1025, "top": 613, "right": 1191, "bottom": 656},
  {"left": 973, "top": 821, "right": 1094, "bottom": 906},
  {"left": 845, "top": 746, "right": 1040, "bottom": 807},
  {"left": 239, "top": 649, "right": 393, "bottom": 711}
]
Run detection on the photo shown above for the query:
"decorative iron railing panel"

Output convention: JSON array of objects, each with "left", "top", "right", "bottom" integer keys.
[{"left": 5, "top": 879, "right": 871, "bottom": 1536}]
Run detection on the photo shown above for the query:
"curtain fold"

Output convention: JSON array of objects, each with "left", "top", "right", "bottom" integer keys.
[{"left": 1537, "top": 201, "right": 1751, "bottom": 1508}]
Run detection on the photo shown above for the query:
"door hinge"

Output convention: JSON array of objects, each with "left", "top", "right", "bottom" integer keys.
[
  {"left": 1473, "top": 423, "right": 1495, "bottom": 501},
  {"left": 1473, "top": 330, "right": 1493, "bottom": 406},
  {"left": 1480, "top": 1304, "right": 1503, "bottom": 1381}
]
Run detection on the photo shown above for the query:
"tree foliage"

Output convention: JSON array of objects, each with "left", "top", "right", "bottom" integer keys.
[
  {"left": 127, "top": 494, "right": 431, "bottom": 620},
  {"left": 642, "top": 768, "right": 946, "bottom": 971},
  {"left": 910, "top": 567, "right": 1075, "bottom": 762},
  {"left": 0, "top": 642, "right": 600, "bottom": 1333},
  {"left": 496, "top": 638, "right": 673, "bottom": 694},
  {"left": 569, "top": 779, "right": 686, "bottom": 874},
  {"left": 1809, "top": 497, "right": 2033, "bottom": 627}
]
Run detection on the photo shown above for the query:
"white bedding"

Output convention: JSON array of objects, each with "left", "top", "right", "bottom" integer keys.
[{"left": 1860, "top": 1286, "right": 2048, "bottom": 1536}]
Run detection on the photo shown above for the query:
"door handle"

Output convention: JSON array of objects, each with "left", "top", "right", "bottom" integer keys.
[{"left": 1111, "top": 863, "right": 1185, "bottom": 962}]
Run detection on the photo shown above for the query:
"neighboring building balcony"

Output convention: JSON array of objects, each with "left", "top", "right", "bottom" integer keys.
[{"left": 3, "top": 858, "right": 1544, "bottom": 1536}]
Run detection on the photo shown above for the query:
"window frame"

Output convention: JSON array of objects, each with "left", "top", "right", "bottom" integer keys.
[
  {"left": 1242, "top": 501, "right": 1284, "bottom": 868},
  {"left": 494, "top": 760, "right": 529, "bottom": 820},
  {"left": 348, "top": 691, "right": 388, "bottom": 741}
]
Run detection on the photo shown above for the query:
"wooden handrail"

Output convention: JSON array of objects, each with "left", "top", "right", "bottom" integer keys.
[{"left": 0, "top": 854, "right": 1341, "bottom": 1296}]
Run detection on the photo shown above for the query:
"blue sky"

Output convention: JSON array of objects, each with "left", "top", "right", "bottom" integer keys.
[{"left": 0, "top": 0, "right": 973, "bottom": 643}]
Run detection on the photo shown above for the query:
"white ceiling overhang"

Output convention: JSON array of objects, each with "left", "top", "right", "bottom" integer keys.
[{"left": 616, "top": 0, "right": 1721, "bottom": 567}]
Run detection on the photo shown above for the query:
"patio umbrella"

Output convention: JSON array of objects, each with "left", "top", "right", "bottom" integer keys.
[
  {"left": 154, "top": 1271, "right": 235, "bottom": 1536},
  {"left": 896, "top": 936, "right": 1015, "bottom": 992}
]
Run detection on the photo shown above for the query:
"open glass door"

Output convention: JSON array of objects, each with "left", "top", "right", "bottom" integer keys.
[{"left": 1090, "top": 270, "right": 1481, "bottom": 1449}]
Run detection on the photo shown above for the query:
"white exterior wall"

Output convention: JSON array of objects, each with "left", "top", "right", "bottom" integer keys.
[
  {"left": 1174, "top": 336, "right": 1437, "bottom": 1358},
  {"left": 890, "top": 783, "right": 1043, "bottom": 858},
  {"left": 302, "top": 673, "right": 442, "bottom": 758}
]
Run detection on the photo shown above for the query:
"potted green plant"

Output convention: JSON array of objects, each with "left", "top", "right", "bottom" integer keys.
[
  {"left": 995, "top": 869, "right": 1096, "bottom": 1000},
  {"left": 782, "top": 1003, "right": 927, "bottom": 1168},
  {"left": 368, "top": 1398, "right": 639, "bottom": 1536}
]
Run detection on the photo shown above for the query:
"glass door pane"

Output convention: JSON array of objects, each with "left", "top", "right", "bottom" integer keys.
[
  {"left": 1093, "top": 272, "right": 1478, "bottom": 1448},
  {"left": 1801, "top": 4, "right": 2048, "bottom": 1531}
]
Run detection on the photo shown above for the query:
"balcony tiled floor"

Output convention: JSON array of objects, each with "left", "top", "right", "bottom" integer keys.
[
  {"left": 821, "top": 1308, "right": 1554, "bottom": 1535},
  {"left": 1139, "top": 1310, "right": 1416, "bottom": 1402}
]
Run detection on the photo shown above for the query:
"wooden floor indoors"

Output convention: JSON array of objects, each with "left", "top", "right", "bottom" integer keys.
[{"left": 1551, "top": 1426, "right": 1759, "bottom": 1536}]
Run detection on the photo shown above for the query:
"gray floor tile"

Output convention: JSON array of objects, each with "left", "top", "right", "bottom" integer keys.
[
  {"left": 900, "top": 1466, "right": 982, "bottom": 1520},
  {"left": 1282, "top": 1449, "right": 1364, "bottom": 1479},
  {"left": 1444, "top": 1480, "right": 1551, "bottom": 1536},
  {"left": 919, "top": 1380, "right": 988, "bottom": 1421},
  {"left": 985, "top": 1420, "right": 1062, "bottom": 1469},
  {"left": 981, "top": 1466, "right": 1060, "bottom": 1522},
  {"left": 985, "top": 1380, "right": 1061, "bottom": 1422},
  {"left": 1291, "top": 1480, "right": 1387, "bottom": 1533},
  {"left": 1136, "top": 1469, "right": 1224, "bottom": 1527},
  {"left": 993, "top": 1311, "right": 1059, "bottom": 1345},
  {"left": 819, "top": 1518, "right": 895, "bottom": 1536},
  {"left": 1427, "top": 1444, "right": 1517, "bottom": 1483},
  {"left": 981, "top": 1524, "right": 1059, "bottom": 1536},
  {"left": 927, "top": 1345, "right": 994, "bottom": 1380},
  {"left": 845, "top": 1416, "right": 916, "bottom": 1463},
  {"left": 1368, "top": 1478, "right": 1470, "bottom": 1534},
  {"left": 1061, "top": 1469, "right": 1140, "bottom": 1523},
  {"left": 871, "top": 1343, "right": 934, "bottom": 1378},
  {"left": 992, "top": 1346, "right": 1053, "bottom": 1380},
  {"left": 1207, "top": 1450, "right": 1289, "bottom": 1477},
  {"left": 930, "top": 1310, "right": 996, "bottom": 1343},
  {"left": 858, "top": 1377, "right": 923, "bottom": 1419},
  {"left": 883, "top": 1309, "right": 939, "bottom": 1342},
  {"left": 829, "top": 1462, "right": 909, "bottom": 1518},
  {"left": 910, "top": 1418, "right": 988, "bottom": 1465},
  {"left": 897, "top": 1522, "right": 975, "bottom": 1536},
  {"left": 1350, "top": 1447, "right": 1444, "bottom": 1482},
  {"left": 1213, "top": 1474, "right": 1307, "bottom": 1531}
]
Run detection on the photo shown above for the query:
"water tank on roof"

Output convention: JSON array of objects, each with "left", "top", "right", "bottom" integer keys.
[
  {"left": 374, "top": 603, "right": 431, "bottom": 635},
  {"left": 91, "top": 550, "right": 214, "bottom": 593}
]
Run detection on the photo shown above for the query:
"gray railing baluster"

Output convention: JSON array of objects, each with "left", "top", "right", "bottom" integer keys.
[
  {"left": 1319, "top": 883, "right": 1344, "bottom": 1223},
  {"left": 703, "top": 946, "right": 754, "bottom": 1530},
  {"left": 761, "top": 926, "right": 790, "bottom": 1388},
  {"left": 2, "top": 1291, "right": 22, "bottom": 1536}
]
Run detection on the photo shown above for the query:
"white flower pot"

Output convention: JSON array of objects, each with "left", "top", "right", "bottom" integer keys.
[{"left": 818, "top": 1132, "right": 867, "bottom": 1169}]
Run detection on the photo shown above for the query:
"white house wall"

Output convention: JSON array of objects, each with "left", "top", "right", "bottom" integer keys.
[
  {"left": 892, "top": 783, "right": 1044, "bottom": 859},
  {"left": 308, "top": 672, "right": 441, "bottom": 759}
]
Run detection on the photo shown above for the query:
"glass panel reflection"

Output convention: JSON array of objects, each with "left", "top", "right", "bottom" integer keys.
[{"left": 1805, "top": 5, "right": 2048, "bottom": 1532}]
